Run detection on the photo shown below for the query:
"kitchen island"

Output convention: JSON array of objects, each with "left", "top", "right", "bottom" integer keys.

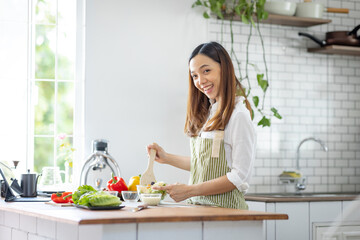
[{"left": 0, "top": 200, "right": 288, "bottom": 240}]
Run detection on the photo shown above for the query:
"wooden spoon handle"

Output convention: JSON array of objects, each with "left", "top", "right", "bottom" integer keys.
[
  {"left": 326, "top": 7, "right": 349, "bottom": 14},
  {"left": 148, "top": 149, "right": 156, "bottom": 171}
]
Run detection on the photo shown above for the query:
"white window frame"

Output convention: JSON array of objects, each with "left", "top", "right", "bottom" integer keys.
[{"left": 25, "top": 0, "right": 85, "bottom": 187}]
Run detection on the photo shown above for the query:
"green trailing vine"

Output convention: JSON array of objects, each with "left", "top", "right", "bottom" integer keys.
[{"left": 192, "top": 0, "right": 282, "bottom": 127}]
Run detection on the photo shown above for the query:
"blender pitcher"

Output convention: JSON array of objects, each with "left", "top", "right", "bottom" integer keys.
[{"left": 38, "top": 167, "right": 65, "bottom": 191}]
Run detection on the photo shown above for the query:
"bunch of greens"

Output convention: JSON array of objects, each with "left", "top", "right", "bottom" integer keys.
[{"left": 73, "top": 185, "right": 121, "bottom": 207}]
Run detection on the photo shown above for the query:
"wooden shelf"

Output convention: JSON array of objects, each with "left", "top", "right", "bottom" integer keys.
[
  {"left": 223, "top": 13, "right": 331, "bottom": 27},
  {"left": 307, "top": 45, "right": 360, "bottom": 56}
]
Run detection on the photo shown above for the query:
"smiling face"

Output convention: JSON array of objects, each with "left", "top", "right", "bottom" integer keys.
[{"left": 189, "top": 54, "right": 221, "bottom": 102}]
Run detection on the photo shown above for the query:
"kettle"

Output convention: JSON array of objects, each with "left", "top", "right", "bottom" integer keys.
[{"left": 20, "top": 169, "right": 40, "bottom": 197}]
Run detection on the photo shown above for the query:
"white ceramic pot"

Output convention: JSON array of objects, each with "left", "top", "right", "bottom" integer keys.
[
  {"left": 265, "top": 1, "right": 297, "bottom": 16},
  {"left": 295, "top": 2, "right": 324, "bottom": 18}
]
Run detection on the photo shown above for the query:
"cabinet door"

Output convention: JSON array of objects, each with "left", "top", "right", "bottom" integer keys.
[
  {"left": 310, "top": 202, "right": 342, "bottom": 240},
  {"left": 314, "top": 225, "right": 360, "bottom": 240},
  {"left": 275, "top": 202, "right": 309, "bottom": 240},
  {"left": 342, "top": 200, "right": 360, "bottom": 222}
]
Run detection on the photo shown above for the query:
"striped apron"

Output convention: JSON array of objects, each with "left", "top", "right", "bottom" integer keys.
[{"left": 187, "top": 131, "right": 248, "bottom": 209}]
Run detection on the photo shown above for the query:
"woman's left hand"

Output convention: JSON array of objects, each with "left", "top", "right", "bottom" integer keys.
[{"left": 152, "top": 183, "right": 193, "bottom": 202}]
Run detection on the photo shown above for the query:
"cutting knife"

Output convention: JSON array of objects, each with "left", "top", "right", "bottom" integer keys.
[{"left": 132, "top": 204, "right": 148, "bottom": 212}]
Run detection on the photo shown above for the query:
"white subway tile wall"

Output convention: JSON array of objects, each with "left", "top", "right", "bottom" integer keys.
[{"left": 209, "top": 0, "right": 360, "bottom": 193}]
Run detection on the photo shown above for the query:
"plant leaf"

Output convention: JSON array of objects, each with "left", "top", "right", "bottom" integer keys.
[
  {"left": 235, "top": 5, "right": 241, "bottom": 16},
  {"left": 258, "top": 116, "right": 271, "bottom": 127},
  {"left": 253, "top": 96, "right": 259, "bottom": 107},
  {"left": 263, "top": 11, "right": 269, "bottom": 20},
  {"left": 241, "top": 14, "right": 249, "bottom": 24},
  {"left": 271, "top": 107, "right": 282, "bottom": 119},
  {"left": 203, "top": 11, "right": 210, "bottom": 19},
  {"left": 249, "top": 63, "right": 261, "bottom": 73},
  {"left": 257, "top": 74, "right": 268, "bottom": 92},
  {"left": 192, "top": 0, "right": 202, "bottom": 7},
  {"left": 216, "top": 10, "right": 224, "bottom": 19},
  {"left": 258, "top": 0, "right": 266, "bottom": 6}
]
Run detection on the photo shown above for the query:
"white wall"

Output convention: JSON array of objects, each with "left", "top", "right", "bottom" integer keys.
[
  {"left": 0, "top": 0, "right": 28, "bottom": 174},
  {"left": 84, "top": 0, "right": 208, "bottom": 185}
]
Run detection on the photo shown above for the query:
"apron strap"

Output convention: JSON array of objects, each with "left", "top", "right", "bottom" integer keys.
[{"left": 211, "top": 130, "right": 224, "bottom": 158}]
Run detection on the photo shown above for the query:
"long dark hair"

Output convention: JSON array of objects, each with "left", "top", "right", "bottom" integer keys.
[{"left": 184, "top": 42, "right": 251, "bottom": 137}]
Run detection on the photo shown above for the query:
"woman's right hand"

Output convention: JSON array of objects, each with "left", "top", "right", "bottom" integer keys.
[{"left": 147, "top": 143, "right": 168, "bottom": 164}]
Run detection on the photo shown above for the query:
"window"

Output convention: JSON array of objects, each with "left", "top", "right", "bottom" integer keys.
[
  {"left": 31, "top": 0, "right": 76, "bottom": 186},
  {"left": 0, "top": 0, "right": 83, "bottom": 188}
]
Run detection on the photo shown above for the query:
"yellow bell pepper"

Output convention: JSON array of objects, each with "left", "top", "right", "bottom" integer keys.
[{"left": 128, "top": 175, "right": 141, "bottom": 191}]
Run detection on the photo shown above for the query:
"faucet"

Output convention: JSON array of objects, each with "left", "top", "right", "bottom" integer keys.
[{"left": 295, "top": 137, "right": 328, "bottom": 192}]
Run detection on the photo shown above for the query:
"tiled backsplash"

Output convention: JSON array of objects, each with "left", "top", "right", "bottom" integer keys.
[{"left": 208, "top": 0, "right": 360, "bottom": 193}]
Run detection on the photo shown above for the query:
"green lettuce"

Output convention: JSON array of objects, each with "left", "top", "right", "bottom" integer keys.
[
  {"left": 73, "top": 185, "right": 121, "bottom": 207},
  {"left": 88, "top": 191, "right": 121, "bottom": 207},
  {"left": 72, "top": 185, "right": 96, "bottom": 204}
]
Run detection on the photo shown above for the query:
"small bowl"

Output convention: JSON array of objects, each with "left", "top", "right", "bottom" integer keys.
[
  {"left": 140, "top": 193, "right": 161, "bottom": 206},
  {"left": 121, "top": 191, "right": 139, "bottom": 202},
  {"left": 106, "top": 191, "right": 119, "bottom": 197}
]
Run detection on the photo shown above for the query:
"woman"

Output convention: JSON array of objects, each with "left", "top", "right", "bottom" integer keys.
[{"left": 148, "top": 42, "right": 256, "bottom": 209}]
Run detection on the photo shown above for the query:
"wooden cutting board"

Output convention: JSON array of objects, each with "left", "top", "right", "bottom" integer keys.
[{"left": 45, "top": 201, "right": 74, "bottom": 207}]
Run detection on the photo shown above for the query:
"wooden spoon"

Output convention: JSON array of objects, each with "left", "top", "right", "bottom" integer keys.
[{"left": 140, "top": 149, "right": 156, "bottom": 185}]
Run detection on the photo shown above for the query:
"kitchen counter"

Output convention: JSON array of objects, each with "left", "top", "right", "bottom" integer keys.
[
  {"left": 0, "top": 201, "right": 287, "bottom": 224},
  {"left": 0, "top": 200, "right": 288, "bottom": 240},
  {"left": 245, "top": 192, "right": 360, "bottom": 202}
]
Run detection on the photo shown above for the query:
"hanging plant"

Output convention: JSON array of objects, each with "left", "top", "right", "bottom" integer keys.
[{"left": 192, "top": 0, "right": 282, "bottom": 127}]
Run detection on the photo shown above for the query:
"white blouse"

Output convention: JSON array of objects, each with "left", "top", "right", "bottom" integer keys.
[{"left": 199, "top": 97, "right": 257, "bottom": 193}]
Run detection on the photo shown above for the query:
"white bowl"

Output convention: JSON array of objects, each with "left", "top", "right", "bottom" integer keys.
[
  {"left": 295, "top": 2, "right": 324, "bottom": 18},
  {"left": 140, "top": 193, "right": 161, "bottom": 206},
  {"left": 265, "top": 1, "right": 297, "bottom": 16}
]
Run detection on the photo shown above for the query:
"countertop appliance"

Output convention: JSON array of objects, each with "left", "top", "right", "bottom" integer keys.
[{"left": 80, "top": 139, "right": 121, "bottom": 190}]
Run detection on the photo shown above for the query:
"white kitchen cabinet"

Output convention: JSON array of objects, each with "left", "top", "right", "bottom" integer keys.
[
  {"left": 314, "top": 223, "right": 360, "bottom": 240},
  {"left": 276, "top": 202, "right": 310, "bottom": 240},
  {"left": 248, "top": 201, "right": 309, "bottom": 240},
  {"left": 247, "top": 200, "right": 357, "bottom": 240},
  {"left": 310, "top": 202, "right": 342, "bottom": 240}
]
